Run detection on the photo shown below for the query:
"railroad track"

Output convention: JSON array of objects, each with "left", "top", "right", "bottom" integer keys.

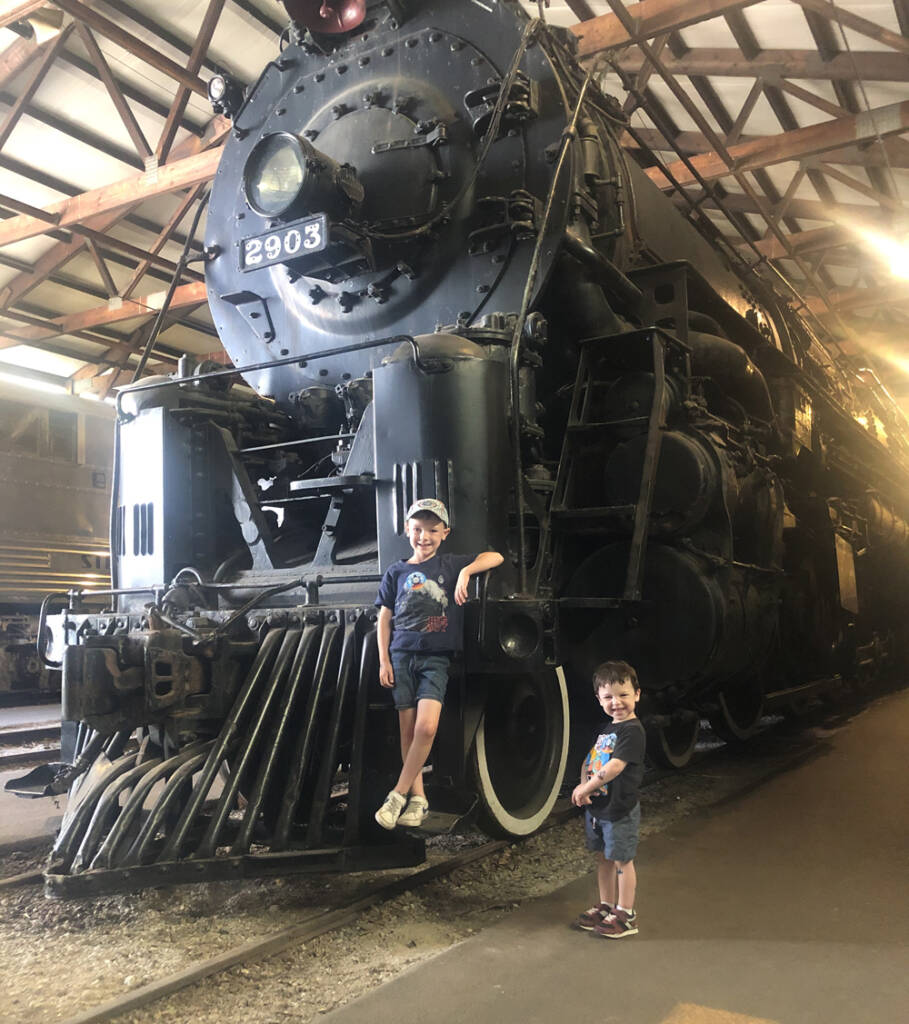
[
  {"left": 0, "top": 722, "right": 61, "bottom": 768},
  {"left": 0, "top": 689, "right": 882, "bottom": 1024},
  {"left": 0, "top": 703, "right": 62, "bottom": 768}
]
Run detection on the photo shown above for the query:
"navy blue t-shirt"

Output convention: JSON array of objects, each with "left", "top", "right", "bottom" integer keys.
[
  {"left": 583, "top": 717, "right": 646, "bottom": 822},
  {"left": 375, "top": 553, "right": 474, "bottom": 653}
]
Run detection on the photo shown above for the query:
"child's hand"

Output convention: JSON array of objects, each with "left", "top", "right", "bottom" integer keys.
[
  {"left": 455, "top": 568, "right": 471, "bottom": 606},
  {"left": 379, "top": 661, "right": 394, "bottom": 688},
  {"left": 571, "top": 784, "right": 592, "bottom": 807}
]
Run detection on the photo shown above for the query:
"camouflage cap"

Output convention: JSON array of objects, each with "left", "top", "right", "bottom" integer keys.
[{"left": 405, "top": 498, "right": 450, "bottom": 527}]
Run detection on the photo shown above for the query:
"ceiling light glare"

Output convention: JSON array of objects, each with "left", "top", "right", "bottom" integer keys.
[{"left": 849, "top": 224, "right": 909, "bottom": 281}]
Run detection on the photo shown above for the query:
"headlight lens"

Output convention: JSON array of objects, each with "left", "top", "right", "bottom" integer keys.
[{"left": 244, "top": 134, "right": 305, "bottom": 217}]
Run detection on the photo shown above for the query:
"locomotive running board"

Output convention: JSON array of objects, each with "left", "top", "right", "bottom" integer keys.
[{"left": 42, "top": 611, "right": 425, "bottom": 897}]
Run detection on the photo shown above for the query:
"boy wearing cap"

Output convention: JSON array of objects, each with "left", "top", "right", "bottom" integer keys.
[{"left": 374, "top": 499, "right": 504, "bottom": 829}]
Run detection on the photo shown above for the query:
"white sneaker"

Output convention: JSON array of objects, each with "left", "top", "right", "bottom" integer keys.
[
  {"left": 397, "top": 795, "right": 429, "bottom": 828},
  {"left": 375, "top": 790, "right": 407, "bottom": 829}
]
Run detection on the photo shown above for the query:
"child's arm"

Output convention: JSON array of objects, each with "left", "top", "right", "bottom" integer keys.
[
  {"left": 571, "top": 758, "right": 629, "bottom": 807},
  {"left": 454, "top": 551, "right": 505, "bottom": 606},
  {"left": 377, "top": 606, "right": 394, "bottom": 688}
]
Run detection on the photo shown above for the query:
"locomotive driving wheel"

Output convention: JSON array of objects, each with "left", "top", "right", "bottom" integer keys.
[
  {"left": 646, "top": 713, "right": 700, "bottom": 769},
  {"left": 470, "top": 668, "right": 569, "bottom": 838},
  {"left": 707, "top": 680, "right": 764, "bottom": 744}
]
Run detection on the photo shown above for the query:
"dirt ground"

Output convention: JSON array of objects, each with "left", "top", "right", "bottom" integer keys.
[{"left": 0, "top": 719, "right": 834, "bottom": 1024}]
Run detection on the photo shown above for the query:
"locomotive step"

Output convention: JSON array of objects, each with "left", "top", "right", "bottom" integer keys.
[
  {"left": 550, "top": 504, "right": 637, "bottom": 519},
  {"left": 288, "top": 474, "right": 375, "bottom": 495},
  {"left": 565, "top": 416, "right": 650, "bottom": 431}
]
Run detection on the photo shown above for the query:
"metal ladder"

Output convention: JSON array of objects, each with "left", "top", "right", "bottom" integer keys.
[{"left": 550, "top": 327, "right": 682, "bottom": 603}]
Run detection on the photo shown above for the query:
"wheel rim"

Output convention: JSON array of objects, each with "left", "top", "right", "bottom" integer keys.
[
  {"left": 709, "top": 684, "right": 764, "bottom": 742},
  {"left": 647, "top": 715, "right": 699, "bottom": 769},
  {"left": 472, "top": 667, "right": 569, "bottom": 837}
]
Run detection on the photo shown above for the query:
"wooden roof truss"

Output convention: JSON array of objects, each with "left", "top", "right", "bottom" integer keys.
[{"left": 0, "top": 0, "right": 904, "bottom": 394}]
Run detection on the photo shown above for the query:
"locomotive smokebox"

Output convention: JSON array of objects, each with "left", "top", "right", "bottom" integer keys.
[{"left": 372, "top": 334, "right": 511, "bottom": 576}]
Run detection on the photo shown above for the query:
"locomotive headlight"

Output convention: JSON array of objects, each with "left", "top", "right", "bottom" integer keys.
[
  {"left": 244, "top": 133, "right": 306, "bottom": 217},
  {"left": 243, "top": 132, "right": 365, "bottom": 223}
]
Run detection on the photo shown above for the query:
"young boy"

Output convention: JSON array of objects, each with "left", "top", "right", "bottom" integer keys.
[
  {"left": 571, "top": 660, "right": 646, "bottom": 938},
  {"left": 374, "top": 498, "right": 504, "bottom": 829}
]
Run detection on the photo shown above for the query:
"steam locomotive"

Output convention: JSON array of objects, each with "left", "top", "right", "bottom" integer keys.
[
  {"left": 0, "top": 382, "right": 111, "bottom": 703},
  {"left": 16, "top": 0, "right": 909, "bottom": 896}
]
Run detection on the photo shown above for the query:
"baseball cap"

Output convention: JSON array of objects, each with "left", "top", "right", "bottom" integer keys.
[{"left": 405, "top": 498, "right": 450, "bottom": 526}]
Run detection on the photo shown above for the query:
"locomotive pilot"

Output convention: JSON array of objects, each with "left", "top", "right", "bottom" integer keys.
[{"left": 374, "top": 499, "right": 504, "bottom": 829}]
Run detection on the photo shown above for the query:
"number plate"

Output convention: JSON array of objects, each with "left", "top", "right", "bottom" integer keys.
[{"left": 240, "top": 214, "right": 328, "bottom": 271}]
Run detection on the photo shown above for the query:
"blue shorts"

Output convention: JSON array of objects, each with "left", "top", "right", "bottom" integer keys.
[
  {"left": 584, "top": 803, "right": 640, "bottom": 862},
  {"left": 390, "top": 651, "right": 450, "bottom": 709}
]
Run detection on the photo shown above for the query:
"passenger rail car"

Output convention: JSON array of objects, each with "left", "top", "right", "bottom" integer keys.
[
  {"left": 18, "top": 0, "right": 909, "bottom": 895},
  {"left": 0, "top": 382, "right": 112, "bottom": 703}
]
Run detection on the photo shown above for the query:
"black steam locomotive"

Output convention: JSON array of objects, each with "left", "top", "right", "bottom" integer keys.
[{"left": 18, "top": 0, "right": 909, "bottom": 895}]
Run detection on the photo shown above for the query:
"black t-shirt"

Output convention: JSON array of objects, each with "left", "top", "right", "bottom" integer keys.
[
  {"left": 375, "top": 553, "right": 474, "bottom": 653},
  {"left": 583, "top": 717, "right": 646, "bottom": 822}
]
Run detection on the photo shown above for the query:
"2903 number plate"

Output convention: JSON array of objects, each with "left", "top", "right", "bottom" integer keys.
[{"left": 240, "top": 213, "right": 328, "bottom": 271}]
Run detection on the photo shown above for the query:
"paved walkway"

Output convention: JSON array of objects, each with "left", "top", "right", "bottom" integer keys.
[{"left": 324, "top": 689, "right": 909, "bottom": 1024}]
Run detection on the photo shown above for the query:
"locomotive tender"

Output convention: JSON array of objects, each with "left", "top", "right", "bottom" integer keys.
[{"left": 22, "top": 0, "right": 909, "bottom": 895}]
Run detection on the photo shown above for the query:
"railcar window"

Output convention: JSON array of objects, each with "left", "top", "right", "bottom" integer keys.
[
  {"left": 48, "top": 410, "right": 77, "bottom": 462},
  {"left": 0, "top": 401, "right": 41, "bottom": 456},
  {"left": 0, "top": 401, "right": 79, "bottom": 462}
]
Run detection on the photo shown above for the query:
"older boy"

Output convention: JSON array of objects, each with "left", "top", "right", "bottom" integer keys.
[
  {"left": 572, "top": 660, "right": 646, "bottom": 938},
  {"left": 374, "top": 498, "right": 503, "bottom": 829}
]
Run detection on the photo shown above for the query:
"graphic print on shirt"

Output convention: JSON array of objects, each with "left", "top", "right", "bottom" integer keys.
[
  {"left": 394, "top": 570, "right": 449, "bottom": 633},
  {"left": 584, "top": 731, "right": 617, "bottom": 797}
]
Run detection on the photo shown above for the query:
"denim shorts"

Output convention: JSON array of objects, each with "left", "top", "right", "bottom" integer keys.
[
  {"left": 390, "top": 652, "right": 450, "bottom": 709},
  {"left": 584, "top": 803, "right": 640, "bottom": 861}
]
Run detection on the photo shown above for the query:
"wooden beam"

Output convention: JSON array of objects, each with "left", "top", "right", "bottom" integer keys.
[
  {"left": 791, "top": 0, "right": 909, "bottom": 56},
  {"left": 51, "top": 0, "right": 208, "bottom": 96},
  {"left": 608, "top": 48, "right": 909, "bottom": 82},
  {"left": 0, "top": 145, "right": 222, "bottom": 247},
  {"left": 0, "top": 20, "right": 71, "bottom": 150},
  {"left": 807, "top": 283, "right": 909, "bottom": 315},
  {"left": 0, "top": 28, "right": 46, "bottom": 87},
  {"left": 120, "top": 184, "right": 206, "bottom": 300},
  {"left": 570, "top": 0, "right": 763, "bottom": 58},
  {"left": 0, "top": 304, "right": 141, "bottom": 351},
  {"left": 84, "top": 236, "right": 117, "bottom": 297},
  {"left": 0, "top": 115, "right": 228, "bottom": 309},
  {"left": 727, "top": 78, "right": 763, "bottom": 146},
  {"left": 75, "top": 22, "right": 151, "bottom": 161},
  {"left": 564, "top": 0, "right": 597, "bottom": 19},
  {"left": 672, "top": 188, "right": 891, "bottom": 226},
  {"left": 155, "top": 0, "right": 225, "bottom": 164},
  {"left": 735, "top": 223, "right": 853, "bottom": 259},
  {"left": 4, "top": 279, "right": 208, "bottom": 342},
  {"left": 621, "top": 32, "right": 669, "bottom": 116},
  {"left": 645, "top": 101, "right": 909, "bottom": 190},
  {"left": 625, "top": 126, "right": 909, "bottom": 170},
  {"left": 776, "top": 79, "right": 848, "bottom": 121},
  {"left": 0, "top": 1, "right": 47, "bottom": 30},
  {"left": 814, "top": 162, "right": 908, "bottom": 213}
]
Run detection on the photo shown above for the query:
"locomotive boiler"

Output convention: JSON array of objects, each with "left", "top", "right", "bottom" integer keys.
[{"left": 17, "top": 0, "right": 909, "bottom": 895}]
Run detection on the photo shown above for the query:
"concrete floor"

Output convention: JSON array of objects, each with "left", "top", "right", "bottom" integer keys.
[{"left": 323, "top": 689, "right": 909, "bottom": 1024}]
